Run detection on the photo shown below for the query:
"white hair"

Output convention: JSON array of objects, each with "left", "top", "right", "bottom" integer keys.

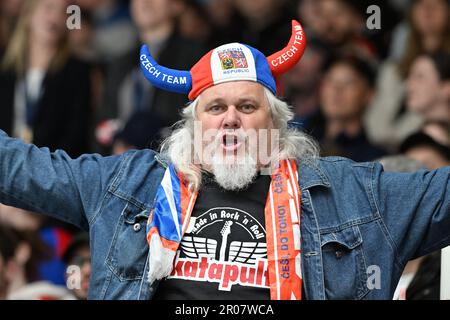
[{"left": 159, "top": 87, "right": 319, "bottom": 191}]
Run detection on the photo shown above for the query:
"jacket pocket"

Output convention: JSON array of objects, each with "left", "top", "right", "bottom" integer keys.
[
  {"left": 106, "top": 202, "right": 150, "bottom": 281},
  {"left": 320, "top": 225, "right": 369, "bottom": 299}
]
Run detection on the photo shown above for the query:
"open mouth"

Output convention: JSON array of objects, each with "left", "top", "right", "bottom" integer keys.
[{"left": 221, "top": 133, "right": 242, "bottom": 151}]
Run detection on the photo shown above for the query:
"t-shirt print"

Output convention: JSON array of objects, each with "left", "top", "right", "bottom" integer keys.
[
  {"left": 174, "top": 206, "right": 268, "bottom": 291},
  {"left": 154, "top": 174, "right": 271, "bottom": 300}
]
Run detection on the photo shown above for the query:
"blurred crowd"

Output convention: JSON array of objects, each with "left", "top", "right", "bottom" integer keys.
[{"left": 0, "top": 0, "right": 449, "bottom": 300}]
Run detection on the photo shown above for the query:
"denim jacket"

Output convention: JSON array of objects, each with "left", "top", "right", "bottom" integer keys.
[{"left": 1, "top": 130, "right": 449, "bottom": 300}]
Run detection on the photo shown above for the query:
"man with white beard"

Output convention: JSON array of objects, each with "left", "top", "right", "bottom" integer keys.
[
  {"left": 208, "top": 126, "right": 259, "bottom": 191},
  {"left": 0, "top": 20, "right": 449, "bottom": 300}
]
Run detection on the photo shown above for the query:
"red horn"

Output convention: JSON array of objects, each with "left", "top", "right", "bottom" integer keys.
[{"left": 267, "top": 20, "right": 307, "bottom": 77}]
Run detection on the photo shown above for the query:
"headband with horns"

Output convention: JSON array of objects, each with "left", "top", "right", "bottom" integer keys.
[{"left": 140, "top": 20, "right": 306, "bottom": 101}]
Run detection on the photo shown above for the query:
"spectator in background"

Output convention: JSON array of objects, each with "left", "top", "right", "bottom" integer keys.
[
  {"left": 365, "top": 0, "right": 449, "bottom": 149},
  {"left": 0, "top": 0, "right": 23, "bottom": 53},
  {"left": 311, "top": 0, "right": 378, "bottom": 60},
  {"left": 379, "top": 155, "right": 441, "bottom": 300},
  {"left": 0, "top": 224, "right": 74, "bottom": 300},
  {"left": 296, "top": 0, "right": 327, "bottom": 41},
  {"left": 397, "top": 0, "right": 450, "bottom": 78},
  {"left": 112, "top": 110, "right": 165, "bottom": 154},
  {"left": 307, "top": 55, "right": 387, "bottom": 162},
  {"left": 281, "top": 39, "right": 331, "bottom": 128},
  {"left": 297, "top": 0, "right": 400, "bottom": 73},
  {"left": 0, "top": 0, "right": 92, "bottom": 158},
  {"left": 0, "top": 204, "right": 75, "bottom": 287},
  {"left": 176, "top": 0, "right": 212, "bottom": 46},
  {"left": 233, "top": 0, "right": 294, "bottom": 56},
  {"left": 203, "top": 0, "right": 240, "bottom": 47},
  {"left": 63, "top": 233, "right": 90, "bottom": 300},
  {"left": 67, "top": 9, "right": 106, "bottom": 135},
  {"left": 400, "top": 132, "right": 450, "bottom": 170},
  {"left": 406, "top": 52, "right": 450, "bottom": 125},
  {"left": 97, "top": 0, "right": 205, "bottom": 151},
  {"left": 68, "top": 10, "right": 96, "bottom": 63},
  {"left": 73, "top": 0, "right": 138, "bottom": 63},
  {"left": 0, "top": 225, "right": 19, "bottom": 299},
  {"left": 359, "top": 1, "right": 401, "bottom": 60}
]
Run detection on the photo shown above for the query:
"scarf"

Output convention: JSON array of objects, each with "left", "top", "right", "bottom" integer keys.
[{"left": 146, "top": 159, "right": 302, "bottom": 300}]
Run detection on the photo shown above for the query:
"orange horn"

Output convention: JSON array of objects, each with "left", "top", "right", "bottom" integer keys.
[{"left": 266, "top": 20, "right": 307, "bottom": 77}]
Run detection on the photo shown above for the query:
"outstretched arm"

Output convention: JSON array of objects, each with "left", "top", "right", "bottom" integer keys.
[
  {"left": 376, "top": 164, "right": 450, "bottom": 264},
  {"left": 0, "top": 130, "right": 125, "bottom": 230}
]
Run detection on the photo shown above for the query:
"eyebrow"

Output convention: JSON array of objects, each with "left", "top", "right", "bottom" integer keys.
[{"left": 203, "top": 96, "right": 261, "bottom": 107}]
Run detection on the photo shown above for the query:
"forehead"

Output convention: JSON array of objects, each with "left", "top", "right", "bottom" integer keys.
[
  {"left": 198, "top": 81, "right": 267, "bottom": 105},
  {"left": 324, "top": 63, "right": 371, "bottom": 87},
  {"left": 412, "top": 57, "right": 437, "bottom": 73},
  {"left": 327, "top": 63, "right": 360, "bottom": 77}
]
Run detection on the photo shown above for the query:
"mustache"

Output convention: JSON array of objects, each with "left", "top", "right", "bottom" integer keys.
[{"left": 210, "top": 129, "right": 249, "bottom": 147}]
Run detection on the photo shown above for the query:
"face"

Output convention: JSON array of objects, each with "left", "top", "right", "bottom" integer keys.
[
  {"left": 320, "top": 63, "right": 372, "bottom": 121},
  {"left": 298, "top": 0, "right": 327, "bottom": 37},
  {"left": 412, "top": 0, "right": 448, "bottom": 36},
  {"left": 319, "top": 0, "right": 359, "bottom": 44},
  {"left": 29, "top": 0, "right": 67, "bottom": 46},
  {"left": 406, "top": 146, "right": 450, "bottom": 169},
  {"left": 406, "top": 56, "right": 442, "bottom": 114},
  {"left": 179, "top": 6, "right": 211, "bottom": 43},
  {"left": 66, "top": 246, "right": 91, "bottom": 300},
  {"left": 197, "top": 81, "right": 274, "bottom": 156},
  {"left": 131, "top": 0, "right": 175, "bottom": 31},
  {"left": 196, "top": 81, "right": 275, "bottom": 189}
]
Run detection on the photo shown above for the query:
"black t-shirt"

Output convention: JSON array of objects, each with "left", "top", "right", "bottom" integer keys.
[{"left": 154, "top": 173, "right": 272, "bottom": 300}]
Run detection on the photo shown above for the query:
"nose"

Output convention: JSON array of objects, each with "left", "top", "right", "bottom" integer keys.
[{"left": 222, "top": 106, "right": 241, "bottom": 129}]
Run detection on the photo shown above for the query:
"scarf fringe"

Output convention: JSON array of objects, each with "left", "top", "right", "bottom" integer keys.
[{"left": 147, "top": 233, "right": 176, "bottom": 284}]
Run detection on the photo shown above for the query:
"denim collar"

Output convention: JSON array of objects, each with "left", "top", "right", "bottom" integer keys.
[{"left": 297, "top": 157, "right": 331, "bottom": 190}]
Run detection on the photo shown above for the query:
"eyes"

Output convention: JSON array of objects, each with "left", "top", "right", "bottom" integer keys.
[
  {"left": 206, "top": 103, "right": 258, "bottom": 115},
  {"left": 240, "top": 104, "right": 257, "bottom": 113}
]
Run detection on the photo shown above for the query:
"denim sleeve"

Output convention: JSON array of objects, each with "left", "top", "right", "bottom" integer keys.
[
  {"left": 374, "top": 163, "right": 450, "bottom": 264},
  {"left": 0, "top": 130, "right": 125, "bottom": 230}
]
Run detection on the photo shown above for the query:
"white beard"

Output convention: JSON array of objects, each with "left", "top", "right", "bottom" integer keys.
[
  {"left": 201, "top": 129, "right": 259, "bottom": 191},
  {"left": 210, "top": 152, "right": 258, "bottom": 191}
]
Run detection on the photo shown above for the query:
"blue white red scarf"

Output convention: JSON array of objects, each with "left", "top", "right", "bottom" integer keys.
[{"left": 146, "top": 160, "right": 302, "bottom": 300}]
